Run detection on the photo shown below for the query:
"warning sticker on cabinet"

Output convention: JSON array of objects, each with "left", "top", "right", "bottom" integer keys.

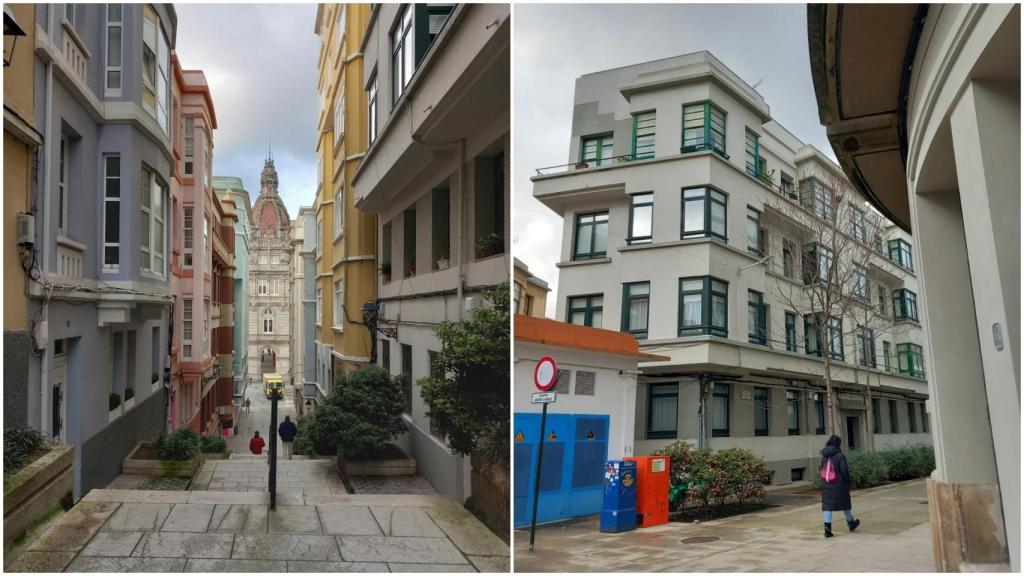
[{"left": 651, "top": 458, "right": 666, "bottom": 473}]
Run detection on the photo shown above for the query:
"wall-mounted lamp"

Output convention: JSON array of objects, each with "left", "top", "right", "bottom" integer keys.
[{"left": 3, "top": 6, "right": 26, "bottom": 68}]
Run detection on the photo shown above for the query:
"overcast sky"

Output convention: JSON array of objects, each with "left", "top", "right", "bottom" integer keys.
[
  {"left": 175, "top": 4, "right": 319, "bottom": 219},
  {"left": 513, "top": 4, "right": 837, "bottom": 318}
]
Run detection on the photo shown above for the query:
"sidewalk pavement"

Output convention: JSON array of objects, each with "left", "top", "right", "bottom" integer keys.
[
  {"left": 191, "top": 456, "right": 348, "bottom": 496},
  {"left": 513, "top": 479, "right": 935, "bottom": 572},
  {"left": 8, "top": 489, "right": 510, "bottom": 573}
]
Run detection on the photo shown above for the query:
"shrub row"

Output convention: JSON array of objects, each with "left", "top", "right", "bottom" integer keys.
[
  {"left": 4, "top": 426, "right": 51, "bottom": 480},
  {"left": 654, "top": 441, "right": 769, "bottom": 515},
  {"left": 155, "top": 428, "right": 228, "bottom": 460},
  {"left": 813, "top": 444, "right": 934, "bottom": 489}
]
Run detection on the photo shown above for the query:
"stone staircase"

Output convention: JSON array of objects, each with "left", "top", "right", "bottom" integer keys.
[{"left": 191, "top": 455, "right": 347, "bottom": 496}]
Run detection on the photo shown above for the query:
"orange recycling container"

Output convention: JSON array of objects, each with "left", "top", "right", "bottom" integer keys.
[{"left": 625, "top": 455, "right": 670, "bottom": 527}]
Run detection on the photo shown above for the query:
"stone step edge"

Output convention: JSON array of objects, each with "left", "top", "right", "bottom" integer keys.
[{"left": 79, "top": 488, "right": 454, "bottom": 508}]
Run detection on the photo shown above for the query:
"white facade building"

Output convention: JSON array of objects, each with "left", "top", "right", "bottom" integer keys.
[{"left": 533, "top": 52, "right": 932, "bottom": 485}]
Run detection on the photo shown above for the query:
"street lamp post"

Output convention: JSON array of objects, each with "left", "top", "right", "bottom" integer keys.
[{"left": 268, "top": 379, "right": 282, "bottom": 509}]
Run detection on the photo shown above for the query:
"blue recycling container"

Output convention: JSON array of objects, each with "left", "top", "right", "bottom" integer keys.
[{"left": 599, "top": 459, "right": 637, "bottom": 533}]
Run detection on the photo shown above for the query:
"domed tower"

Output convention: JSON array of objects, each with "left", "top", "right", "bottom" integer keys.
[{"left": 247, "top": 155, "right": 293, "bottom": 381}]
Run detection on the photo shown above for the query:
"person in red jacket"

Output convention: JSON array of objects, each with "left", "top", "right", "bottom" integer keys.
[{"left": 249, "top": 430, "right": 266, "bottom": 455}]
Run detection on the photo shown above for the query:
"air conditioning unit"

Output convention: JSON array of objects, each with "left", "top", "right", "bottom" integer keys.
[
  {"left": 16, "top": 213, "right": 34, "bottom": 247},
  {"left": 464, "top": 295, "right": 483, "bottom": 312}
]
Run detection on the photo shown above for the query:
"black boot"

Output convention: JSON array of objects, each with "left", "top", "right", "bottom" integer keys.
[
  {"left": 824, "top": 522, "right": 833, "bottom": 538},
  {"left": 848, "top": 518, "right": 861, "bottom": 532}
]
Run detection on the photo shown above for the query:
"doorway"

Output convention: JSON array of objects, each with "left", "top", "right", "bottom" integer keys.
[
  {"left": 52, "top": 339, "right": 67, "bottom": 442},
  {"left": 846, "top": 416, "right": 858, "bottom": 450}
]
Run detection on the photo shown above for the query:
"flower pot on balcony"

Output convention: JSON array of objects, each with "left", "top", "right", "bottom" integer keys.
[
  {"left": 437, "top": 258, "right": 449, "bottom": 271},
  {"left": 574, "top": 162, "right": 589, "bottom": 169}
]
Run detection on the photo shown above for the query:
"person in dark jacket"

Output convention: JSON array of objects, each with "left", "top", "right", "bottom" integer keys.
[
  {"left": 278, "top": 415, "right": 298, "bottom": 460},
  {"left": 820, "top": 434, "right": 860, "bottom": 538}
]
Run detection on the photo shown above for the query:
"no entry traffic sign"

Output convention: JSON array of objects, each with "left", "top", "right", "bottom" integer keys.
[{"left": 534, "top": 356, "right": 557, "bottom": 391}]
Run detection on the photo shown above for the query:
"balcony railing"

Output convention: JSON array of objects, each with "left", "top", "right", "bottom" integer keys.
[
  {"left": 61, "top": 25, "right": 89, "bottom": 85},
  {"left": 534, "top": 154, "right": 640, "bottom": 177}
]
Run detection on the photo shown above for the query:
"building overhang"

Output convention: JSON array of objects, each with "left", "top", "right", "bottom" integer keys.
[{"left": 807, "top": 4, "right": 929, "bottom": 233}]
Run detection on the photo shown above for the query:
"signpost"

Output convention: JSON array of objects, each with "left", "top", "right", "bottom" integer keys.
[{"left": 529, "top": 357, "right": 557, "bottom": 552}]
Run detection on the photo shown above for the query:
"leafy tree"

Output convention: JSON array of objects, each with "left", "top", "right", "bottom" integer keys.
[
  {"left": 419, "top": 283, "right": 510, "bottom": 465},
  {"left": 307, "top": 366, "right": 406, "bottom": 459}
]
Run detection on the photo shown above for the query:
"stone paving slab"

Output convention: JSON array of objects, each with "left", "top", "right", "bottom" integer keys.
[
  {"left": 428, "top": 501, "right": 509, "bottom": 556},
  {"left": 285, "top": 560, "right": 390, "bottom": 572},
  {"left": 101, "top": 503, "right": 172, "bottom": 532},
  {"left": 6, "top": 551, "right": 76, "bottom": 572},
  {"left": 208, "top": 504, "right": 269, "bottom": 533},
  {"left": 161, "top": 503, "right": 215, "bottom": 532},
  {"left": 311, "top": 493, "right": 447, "bottom": 507},
  {"left": 318, "top": 505, "right": 383, "bottom": 536},
  {"left": 79, "top": 531, "right": 143, "bottom": 557},
  {"left": 134, "top": 531, "right": 235, "bottom": 559},
  {"left": 388, "top": 563, "right": 478, "bottom": 572},
  {"left": 83, "top": 489, "right": 190, "bottom": 504},
  {"left": 232, "top": 534, "right": 342, "bottom": 561},
  {"left": 337, "top": 535, "right": 468, "bottom": 564},
  {"left": 268, "top": 505, "right": 322, "bottom": 534},
  {"left": 469, "top": 555, "right": 512, "bottom": 573},
  {"left": 27, "top": 501, "right": 120, "bottom": 553},
  {"left": 185, "top": 558, "right": 287, "bottom": 572},
  {"left": 371, "top": 506, "right": 446, "bottom": 537},
  {"left": 66, "top": 556, "right": 188, "bottom": 572}
]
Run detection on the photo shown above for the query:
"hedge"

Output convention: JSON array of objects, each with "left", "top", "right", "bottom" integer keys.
[
  {"left": 812, "top": 444, "right": 934, "bottom": 489},
  {"left": 653, "top": 441, "right": 769, "bottom": 515}
]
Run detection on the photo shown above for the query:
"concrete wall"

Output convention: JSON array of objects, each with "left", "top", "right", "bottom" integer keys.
[{"left": 79, "top": 386, "right": 164, "bottom": 498}]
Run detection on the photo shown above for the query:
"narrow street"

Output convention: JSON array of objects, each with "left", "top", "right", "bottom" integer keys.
[{"left": 227, "top": 377, "right": 296, "bottom": 458}]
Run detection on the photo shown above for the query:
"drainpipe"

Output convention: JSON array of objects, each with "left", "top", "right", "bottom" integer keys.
[
  {"left": 697, "top": 374, "right": 707, "bottom": 450},
  {"left": 38, "top": 7, "right": 55, "bottom": 434},
  {"left": 456, "top": 138, "right": 465, "bottom": 321}
]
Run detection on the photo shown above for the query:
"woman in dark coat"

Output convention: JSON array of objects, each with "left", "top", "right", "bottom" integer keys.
[{"left": 819, "top": 435, "right": 860, "bottom": 538}]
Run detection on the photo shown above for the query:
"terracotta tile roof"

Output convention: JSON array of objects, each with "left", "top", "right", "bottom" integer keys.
[{"left": 514, "top": 316, "right": 670, "bottom": 361}]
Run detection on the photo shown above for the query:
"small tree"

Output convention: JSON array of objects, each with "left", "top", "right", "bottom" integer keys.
[
  {"left": 307, "top": 366, "right": 406, "bottom": 459},
  {"left": 766, "top": 169, "right": 908, "bottom": 437},
  {"left": 419, "top": 283, "right": 510, "bottom": 465}
]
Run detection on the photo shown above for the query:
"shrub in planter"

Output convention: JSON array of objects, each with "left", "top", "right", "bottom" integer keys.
[
  {"left": 910, "top": 444, "right": 935, "bottom": 478},
  {"left": 881, "top": 447, "right": 918, "bottom": 481},
  {"left": 847, "top": 450, "right": 889, "bottom": 488},
  {"left": 293, "top": 416, "right": 314, "bottom": 456},
  {"left": 124, "top": 387, "right": 135, "bottom": 401},
  {"left": 717, "top": 448, "right": 769, "bottom": 506},
  {"left": 158, "top": 428, "right": 199, "bottom": 461},
  {"left": 330, "top": 367, "right": 406, "bottom": 459},
  {"left": 306, "top": 404, "right": 346, "bottom": 456},
  {"left": 4, "top": 426, "right": 50, "bottom": 480},
  {"left": 199, "top": 434, "right": 227, "bottom": 454},
  {"left": 109, "top": 393, "right": 122, "bottom": 411}
]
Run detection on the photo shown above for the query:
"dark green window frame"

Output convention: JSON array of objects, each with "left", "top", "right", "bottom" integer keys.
[
  {"left": 856, "top": 326, "right": 876, "bottom": 368},
  {"left": 627, "top": 192, "right": 653, "bottom": 245},
  {"left": 782, "top": 241, "right": 794, "bottom": 278},
  {"left": 850, "top": 208, "right": 866, "bottom": 243},
  {"left": 677, "top": 276, "right": 728, "bottom": 337},
  {"left": 888, "top": 238, "right": 914, "bottom": 271},
  {"left": 893, "top": 289, "right": 919, "bottom": 322},
  {"left": 580, "top": 133, "right": 614, "bottom": 166},
  {"left": 883, "top": 341, "right": 893, "bottom": 372},
  {"left": 711, "top": 383, "right": 730, "bottom": 437},
  {"left": 803, "top": 243, "right": 833, "bottom": 285},
  {"left": 889, "top": 399, "right": 899, "bottom": 433},
  {"left": 897, "top": 343, "right": 926, "bottom": 378},
  {"left": 804, "top": 313, "right": 822, "bottom": 357},
  {"left": 754, "top": 387, "right": 769, "bottom": 436},
  {"left": 747, "top": 290, "right": 766, "bottom": 345},
  {"left": 786, "top": 390, "right": 801, "bottom": 435},
  {"left": 800, "top": 178, "right": 834, "bottom": 222},
  {"left": 745, "top": 128, "right": 761, "bottom": 177},
  {"left": 828, "top": 316, "right": 844, "bottom": 361},
  {"left": 921, "top": 403, "right": 929, "bottom": 433},
  {"left": 632, "top": 111, "right": 656, "bottom": 160},
  {"left": 853, "top": 265, "right": 868, "bottom": 300},
  {"left": 681, "top": 101, "right": 726, "bottom": 156},
  {"left": 785, "top": 311, "right": 797, "bottom": 352},
  {"left": 567, "top": 294, "right": 603, "bottom": 328},
  {"left": 781, "top": 171, "right": 796, "bottom": 199},
  {"left": 814, "top": 392, "right": 825, "bottom": 435},
  {"left": 647, "top": 383, "right": 678, "bottom": 439},
  {"left": 621, "top": 281, "right": 650, "bottom": 340},
  {"left": 908, "top": 401, "right": 917, "bottom": 433},
  {"left": 872, "top": 398, "right": 881, "bottom": 433},
  {"left": 746, "top": 206, "right": 763, "bottom": 256},
  {"left": 681, "top": 186, "right": 727, "bottom": 240},
  {"left": 572, "top": 211, "right": 608, "bottom": 261}
]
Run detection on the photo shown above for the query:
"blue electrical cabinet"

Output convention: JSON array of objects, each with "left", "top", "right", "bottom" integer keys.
[
  {"left": 600, "top": 459, "right": 637, "bottom": 533},
  {"left": 512, "top": 413, "right": 610, "bottom": 527}
]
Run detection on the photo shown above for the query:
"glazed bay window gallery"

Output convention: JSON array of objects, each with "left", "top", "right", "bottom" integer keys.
[
  {"left": 567, "top": 295, "right": 602, "bottom": 328},
  {"left": 647, "top": 384, "right": 677, "bottom": 439},
  {"left": 889, "top": 238, "right": 913, "bottom": 271},
  {"left": 681, "top": 102, "right": 725, "bottom": 155},
  {"left": 632, "top": 111, "right": 655, "bottom": 159},
  {"left": 139, "top": 167, "right": 166, "bottom": 277},
  {"left": 627, "top": 193, "right": 653, "bottom": 245},
  {"left": 183, "top": 206, "right": 193, "bottom": 267},
  {"left": 105, "top": 4, "right": 122, "bottom": 95},
  {"left": 103, "top": 155, "right": 120, "bottom": 269},
  {"left": 142, "top": 5, "right": 169, "bottom": 134},
  {"left": 678, "top": 277, "right": 727, "bottom": 337},
  {"left": 573, "top": 212, "right": 608, "bottom": 260},
  {"left": 681, "top": 187, "right": 726, "bottom": 240},
  {"left": 897, "top": 343, "right": 926, "bottom": 378},
  {"left": 621, "top": 282, "right": 650, "bottom": 340},
  {"left": 893, "top": 288, "right": 919, "bottom": 322}
]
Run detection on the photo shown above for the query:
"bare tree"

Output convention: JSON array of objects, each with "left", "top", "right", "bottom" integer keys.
[{"left": 762, "top": 168, "right": 908, "bottom": 439}]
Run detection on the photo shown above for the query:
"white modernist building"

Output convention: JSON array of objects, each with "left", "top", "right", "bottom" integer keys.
[{"left": 532, "top": 52, "right": 933, "bottom": 485}]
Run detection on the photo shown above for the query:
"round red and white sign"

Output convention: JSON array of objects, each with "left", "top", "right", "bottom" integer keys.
[{"left": 534, "top": 356, "right": 558, "bottom": 391}]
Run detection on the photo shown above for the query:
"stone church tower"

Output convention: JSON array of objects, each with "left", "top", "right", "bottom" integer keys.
[{"left": 248, "top": 157, "right": 293, "bottom": 382}]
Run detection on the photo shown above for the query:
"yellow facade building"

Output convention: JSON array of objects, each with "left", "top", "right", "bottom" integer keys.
[{"left": 312, "top": 4, "right": 375, "bottom": 396}]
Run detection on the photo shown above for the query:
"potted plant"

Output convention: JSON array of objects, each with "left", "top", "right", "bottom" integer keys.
[
  {"left": 407, "top": 256, "right": 416, "bottom": 276},
  {"left": 381, "top": 263, "right": 392, "bottom": 283},
  {"left": 574, "top": 161, "right": 589, "bottom": 170},
  {"left": 475, "top": 234, "right": 503, "bottom": 259},
  {"left": 436, "top": 251, "right": 450, "bottom": 271},
  {"left": 124, "top": 387, "right": 136, "bottom": 411},
  {"left": 151, "top": 373, "right": 159, "bottom": 385},
  {"left": 108, "top": 392, "right": 122, "bottom": 422}
]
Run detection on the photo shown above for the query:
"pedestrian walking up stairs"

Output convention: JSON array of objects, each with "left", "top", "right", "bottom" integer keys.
[
  {"left": 7, "top": 487, "right": 510, "bottom": 572},
  {"left": 191, "top": 454, "right": 346, "bottom": 497}
]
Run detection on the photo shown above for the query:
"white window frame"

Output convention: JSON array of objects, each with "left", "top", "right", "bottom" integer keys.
[
  {"left": 140, "top": 166, "right": 165, "bottom": 277},
  {"left": 263, "top": 309, "right": 273, "bottom": 334},
  {"left": 334, "top": 92, "right": 345, "bottom": 144},
  {"left": 334, "top": 186, "right": 344, "bottom": 238},
  {"left": 334, "top": 279, "right": 344, "bottom": 332},
  {"left": 258, "top": 280, "right": 268, "bottom": 295},
  {"left": 182, "top": 299, "right": 193, "bottom": 359},
  {"left": 203, "top": 299, "right": 210, "bottom": 355},
  {"left": 316, "top": 218, "right": 323, "bottom": 259},
  {"left": 368, "top": 71, "right": 378, "bottom": 144},
  {"left": 183, "top": 205, "right": 193, "bottom": 267},
  {"left": 58, "top": 135, "right": 68, "bottom": 235},
  {"left": 391, "top": 4, "right": 414, "bottom": 103},
  {"left": 334, "top": 4, "right": 346, "bottom": 56},
  {"left": 183, "top": 116, "right": 194, "bottom": 175},
  {"left": 105, "top": 4, "right": 122, "bottom": 96},
  {"left": 65, "top": 4, "right": 75, "bottom": 26},
  {"left": 316, "top": 287, "right": 323, "bottom": 326},
  {"left": 102, "top": 154, "right": 120, "bottom": 270}
]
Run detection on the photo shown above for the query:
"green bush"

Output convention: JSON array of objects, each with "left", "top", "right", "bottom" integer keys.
[
  {"left": 158, "top": 428, "right": 199, "bottom": 461},
  {"left": 881, "top": 447, "right": 918, "bottom": 481},
  {"left": 847, "top": 450, "right": 889, "bottom": 488},
  {"left": 199, "top": 434, "right": 227, "bottom": 454},
  {"left": 109, "top": 393, "right": 122, "bottom": 411},
  {"left": 717, "top": 448, "right": 769, "bottom": 505},
  {"left": 124, "top": 387, "right": 135, "bottom": 401},
  {"left": 4, "top": 426, "right": 50, "bottom": 479},
  {"left": 293, "top": 416, "right": 314, "bottom": 456},
  {"left": 306, "top": 366, "right": 406, "bottom": 459},
  {"left": 653, "top": 441, "right": 768, "bottom": 515}
]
